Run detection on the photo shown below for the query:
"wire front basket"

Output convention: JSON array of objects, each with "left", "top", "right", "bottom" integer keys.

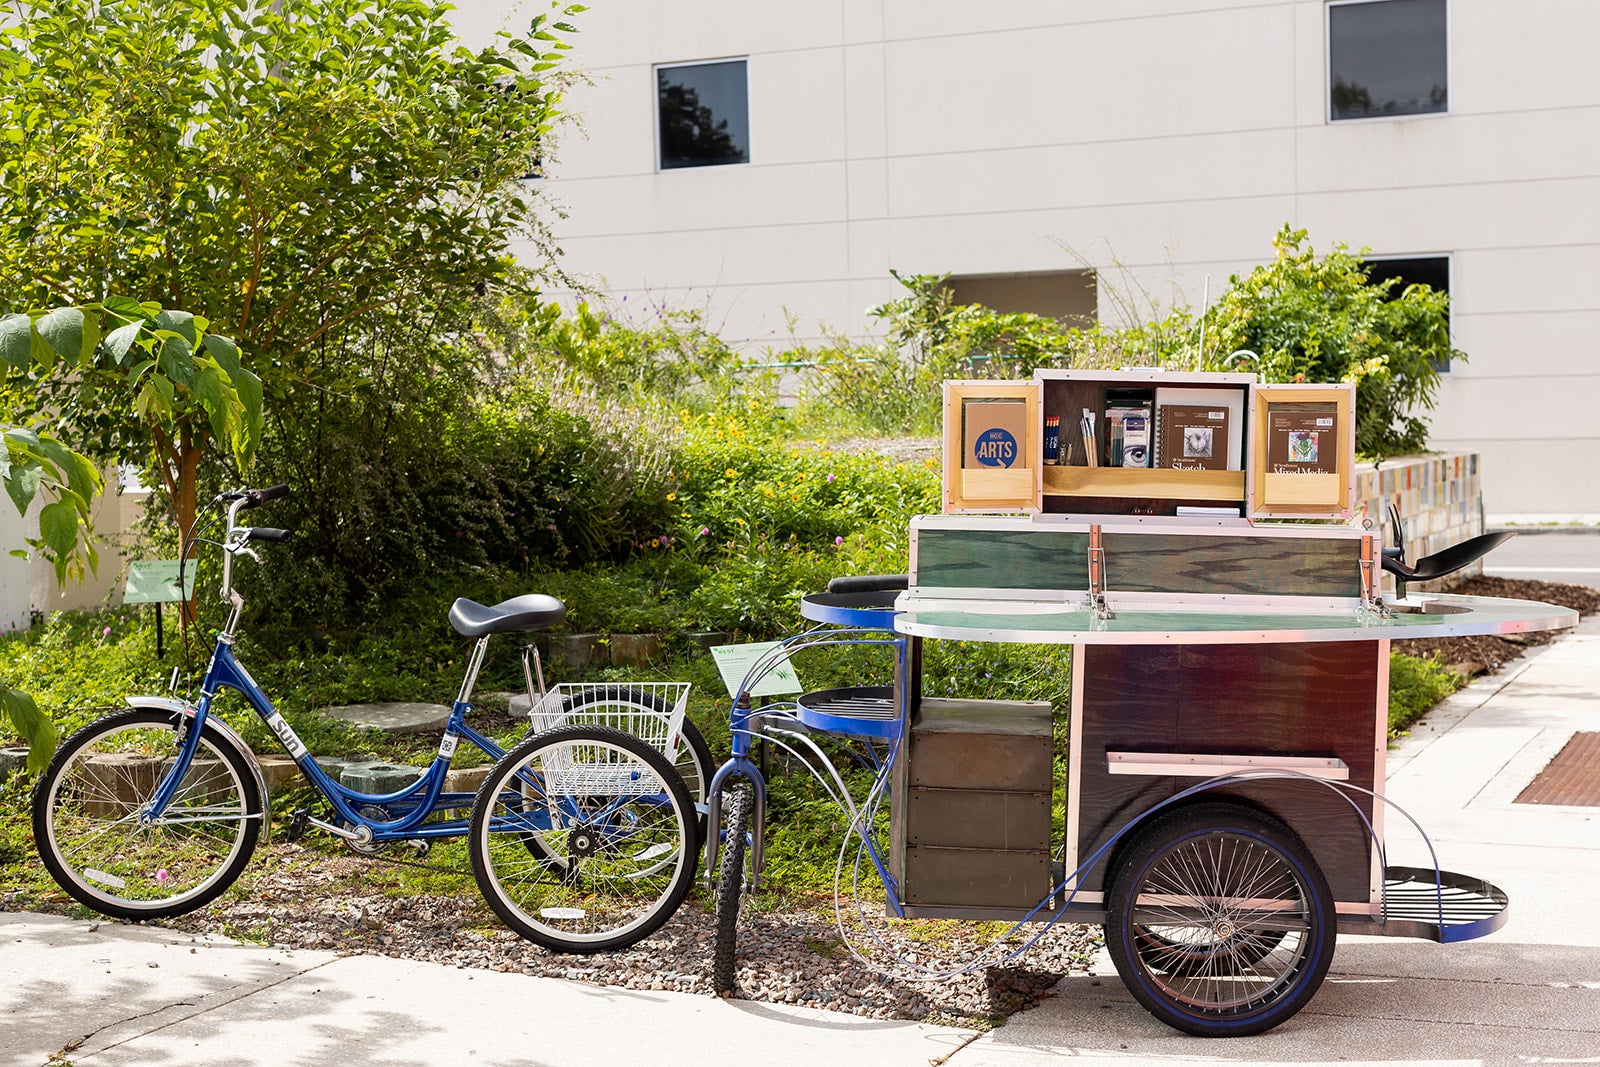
[{"left": 527, "top": 683, "right": 692, "bottom": 794}]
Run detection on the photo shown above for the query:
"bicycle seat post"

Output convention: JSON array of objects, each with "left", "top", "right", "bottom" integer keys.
[
  {"left": 521, "top": 642, "right": 548, "bottom": 707},
  {"left": 455, "top": 635, "right": 493, "bottom": 709}
]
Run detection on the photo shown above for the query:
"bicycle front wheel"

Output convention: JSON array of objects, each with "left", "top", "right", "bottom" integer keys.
[
  {"left": 469, "top": 724, "right": 696, "bottom": 953},
  {"left": 711, "top": 780, "right": 754, "bottom": 996},
  {"left": 32, "top": 708, "right": 262, "bottom": 920}
]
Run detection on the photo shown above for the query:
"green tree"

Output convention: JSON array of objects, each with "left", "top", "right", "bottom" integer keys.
[
  {"left": 0, "top": 0, "right": 578, "bottom": 539},
  {"left": 1, "top": 421, "right": 100, "bottom": 769},
  {"left": 1204, "top": 226, "right": 1461, "bottom": 457},
  {"left": 2, "top": 300, "right": 260, "bottom": 571}
]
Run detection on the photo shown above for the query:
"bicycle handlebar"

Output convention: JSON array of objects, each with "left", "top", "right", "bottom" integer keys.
[
  {"left": 244, "top": 527, "right": 292, "bottom": 543},
  {"left": 241, "top": 484, "right": 289, "bottom": 510}
]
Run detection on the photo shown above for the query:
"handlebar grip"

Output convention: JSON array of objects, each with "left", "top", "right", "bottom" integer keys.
[
  {"left": 246, "top": 527, "right": 292, "bottom": 543},
  {"left": 826, "top": 573, "right": 909, "bottom": 594},
  {"left": 241, "top": 484, "right": 290, "bottom": 510}
]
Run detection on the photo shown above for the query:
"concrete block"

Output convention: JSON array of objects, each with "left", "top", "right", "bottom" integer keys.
[
  {"left": 159, "top": 755, "right": 230, "bottom": 804},
  {"left": 0, "top": 746, "right": 29, "bottom": 784},
  {"left": 257, "top": 754, "right": 303, "bottom": 795},
  {"left": 320, "top": 701, "right": 451, "bottom": 735},
  {"left": 314, "top": 755, "right": 359, "bottom": 779},
  {"left": 340, "top": 760, "right": 423, "bottom": 794},
  {"left": 553, "top": 633, "right": 602, "bottom": 672},
  {"left": 608, "top": 633, "right": 661, "bottom": 666},
  {"left": 80, "top": 752, "right": 161, "bottom": 817},
  {"left": 689, "top": 630, "right": 732, "bottom": 650},
  {"left": 444, "top": 764, "right": 493, "bottom": 794}
]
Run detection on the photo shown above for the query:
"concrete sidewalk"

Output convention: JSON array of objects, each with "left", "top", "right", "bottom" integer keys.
[{"left": 6, "top": 619, "right": 1599, "bottom": 1067}]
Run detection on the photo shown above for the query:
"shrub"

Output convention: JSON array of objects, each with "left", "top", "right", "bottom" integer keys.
[
  {"left": 252, "top": 364, "right": 676, "bottom": 632},
  {"left": 1204, "top": 226, "right": 1460, "bottom": 458}
]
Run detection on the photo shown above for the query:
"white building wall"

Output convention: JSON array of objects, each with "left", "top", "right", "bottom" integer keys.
[{"left": 450, "top": 0, "right": 1600, "bottom": 515}]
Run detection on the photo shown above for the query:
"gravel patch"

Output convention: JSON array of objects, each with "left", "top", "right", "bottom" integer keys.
[{"left": 160, "top": 844, "right": 1100, "bottom": 1027}]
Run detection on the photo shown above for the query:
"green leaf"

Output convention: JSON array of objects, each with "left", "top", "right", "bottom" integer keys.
[
  {"left": 233, "top": 367, "right": 264, "bottom": 465},
  {"left": 136, "top": 376, "right": 175, "bottom": 423},
  {"left": 36, "top": 306, "right": 85, "bottom": 362},
  {"left": 156, "top": 335, "right": 197, "bottom": 388},
  {"left": 102, "top": 295, "right": 153, "bottom": 322},
  {"left": 0, "top": 313, "right": 31, "bottom": 371},
  {"left": 153, "top": 309, "right": 198, "bottom": 345},
  {"left": 1, "top": 687, "right": 58, "bottom": 773},
  {"left": 3, "top": 426, "right": 41, "bottom": 453},
  {"left": 35, "top": 435, "right": 100, "bottom": 505},
  {"left": 202, "top": 332, "right": 243, "bottom": 375},
  {"left": 192, "top": 365, "right": 226, "bottom": 438},
  {"left": 4, "top": 459, "right": 43, "bottom": 515},
  {"left": 105, "top": 321, "right": 144, "bottom": 366},
  {"left": 38, "top": 498, "right": 80, "bottom": 562}
]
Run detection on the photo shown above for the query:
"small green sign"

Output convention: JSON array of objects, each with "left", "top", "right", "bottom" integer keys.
[
  {"left": 709, "top": 641, "right": 804, "bottom": 700},
  {"left": 123, "top": 560, "right": 195, "bottom": 605}
]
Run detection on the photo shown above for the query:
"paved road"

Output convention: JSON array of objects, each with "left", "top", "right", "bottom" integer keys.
[{"left": 1484, "top": 527, "right": 1600, "bottom": 590}]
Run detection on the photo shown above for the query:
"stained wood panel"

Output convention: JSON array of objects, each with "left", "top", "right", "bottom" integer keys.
[
  {"left": 913, "top": 525, "right": 1361, "bottom": 597},
  {"left": 1076, "top": 641, "right": 1381, "bottom": 903},
  {"left": 914, "top": 527, "right": 1091, "bottom": 589},
  {"left": 1101, "top": 533, "right": 1361, "bottom": 597}
]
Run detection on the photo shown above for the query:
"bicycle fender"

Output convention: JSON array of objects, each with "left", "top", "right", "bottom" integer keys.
[{"left": 124, "top": 695, "right": 273, "bottom": 846}]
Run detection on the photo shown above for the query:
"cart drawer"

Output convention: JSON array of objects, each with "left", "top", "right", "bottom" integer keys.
[
  {"left": 905, "top": 788, "right": 1051, "bottom": 851},
  {"left": 909, "top": 697, "right": 1053, "bottom": 792},
  {"left": 901, "top": 846, "right": 1051, "bottom": 910}
]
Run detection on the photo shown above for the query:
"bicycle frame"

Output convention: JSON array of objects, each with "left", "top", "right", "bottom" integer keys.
[
  {"left": 141, "top": 495, "right": 519, "bottom": 845},
  {"left": 705, "top": 625, "right": 907, "bottom": 911}
]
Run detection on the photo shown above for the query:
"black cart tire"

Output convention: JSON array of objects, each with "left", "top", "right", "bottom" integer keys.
[
  {"left": 32, "top": 708, "right": 262, "bottom": 920},
  {"left": 712, "top": 780, "right": 753, "bottom": 995},
  {"left": 1105, "top": 802, "right": 1336, "bottom": 1037}
]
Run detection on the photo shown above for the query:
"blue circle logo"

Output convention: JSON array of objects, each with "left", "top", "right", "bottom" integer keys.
[{"left": 972, "top": 428, "right": 1019, "bottom": 469}]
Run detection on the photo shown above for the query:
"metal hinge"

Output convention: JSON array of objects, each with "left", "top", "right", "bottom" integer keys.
[{"left": 1088, "top": 524, "right": 1114, "bottom": 620}]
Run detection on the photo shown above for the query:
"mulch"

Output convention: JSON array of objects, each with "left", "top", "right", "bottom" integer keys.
[{"left": 1392, "top": 576, "right": 1600, "bottom": 677}]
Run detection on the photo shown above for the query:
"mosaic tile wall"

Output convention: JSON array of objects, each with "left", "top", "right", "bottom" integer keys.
[{"left": 1355, "top": 453, "right": 1483, "bottom": 590}]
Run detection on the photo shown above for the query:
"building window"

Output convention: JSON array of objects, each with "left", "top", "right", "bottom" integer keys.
[
  {"left": 1328, "top": 0, "right": 1448, "bottom": 121},
  {"left": 1364, "top": 255, "right": 1452, "bottom": 372},
  {"left": 657, "top": 59, "right": 748, "bottom": 170}
]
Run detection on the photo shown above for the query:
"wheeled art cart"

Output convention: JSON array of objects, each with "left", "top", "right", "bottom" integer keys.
[{"left": 707, "top": 370, "right": 1576, "bottom": 1036}]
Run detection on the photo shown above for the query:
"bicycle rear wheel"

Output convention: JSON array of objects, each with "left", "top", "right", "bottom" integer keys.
[
  {"left": 470, "top": 724, "right": 696, "bottom": 953},
  {"left": 32, "top": 708, "right": 262, "bottom": 919}
]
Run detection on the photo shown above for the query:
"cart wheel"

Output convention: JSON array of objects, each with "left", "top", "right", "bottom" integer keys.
[
  {"left": 1105, "top": 802, "right": 1335, "bottom": 1037},
  {"left": 712, "top": 781, "right": 754, "bottom": 996}
]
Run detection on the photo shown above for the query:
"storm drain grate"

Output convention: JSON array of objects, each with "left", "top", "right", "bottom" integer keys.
[{"left": 1515, "top": 732, "right": 1600, "bottom": 806}]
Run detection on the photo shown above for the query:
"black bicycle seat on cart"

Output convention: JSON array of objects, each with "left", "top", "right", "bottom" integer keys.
[
  {"left": 1381, "top": 531, "right": 1514, "bottom": 583},
  {"left": 448, "top": 594, "right": 567, "bottom": 638},
  {"left": 825, "top": 573, "right": 908, "bottom": 595}
]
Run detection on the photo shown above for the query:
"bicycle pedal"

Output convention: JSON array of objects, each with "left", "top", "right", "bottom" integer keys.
[
  {"left": 284, "top": 806, "right": 312, "bottom": 842},
  {"left": 407, "top": 839, "right": 432, "bottom": 859}
]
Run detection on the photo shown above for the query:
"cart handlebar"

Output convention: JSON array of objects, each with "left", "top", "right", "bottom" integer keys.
[{"left": 826, "top": 574, "right": 908, "bottom": 595}]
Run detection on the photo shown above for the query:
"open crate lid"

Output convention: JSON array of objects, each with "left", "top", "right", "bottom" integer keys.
[{"left": 1246, "top": 384, "right": 1357, "bottom": 521}]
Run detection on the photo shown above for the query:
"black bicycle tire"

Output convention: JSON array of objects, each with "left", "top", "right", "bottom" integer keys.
[
  {"left": 32, "top": 708, "right": 262, "bottom": 920},
  {"left": 469, "top": 723, "right": 696, "bottom": 954},
  {"left": 711, "top": 780, "right": 753, "bottom": 996}
]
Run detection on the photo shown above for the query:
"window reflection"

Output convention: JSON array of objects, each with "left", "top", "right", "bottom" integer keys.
[
  {"left": 1329, "top": 0, "right": 1448, "bottom": 120},
  {"left": 658, "top": 60, "right": 749, "bottom": 169}
]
